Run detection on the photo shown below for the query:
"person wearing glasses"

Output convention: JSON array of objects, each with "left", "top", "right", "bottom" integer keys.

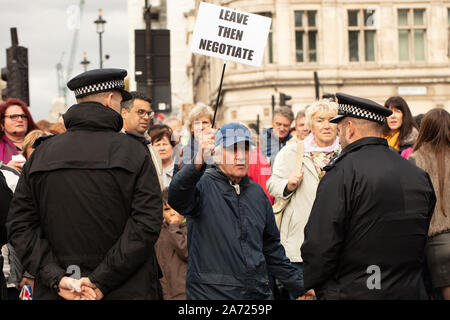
[
  {"left": 120, "top": 91, "right": 164, "bottom": 190},
  {"left": 0, "top": 98, "right": 38, "bottom": 172}
]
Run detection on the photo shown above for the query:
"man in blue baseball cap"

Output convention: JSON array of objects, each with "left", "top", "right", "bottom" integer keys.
[{"left": 168, "top": 122, "right": 306, "bottom": 300}]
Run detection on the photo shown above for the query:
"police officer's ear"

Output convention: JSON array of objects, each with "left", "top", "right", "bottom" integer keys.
[
  {"left": 98, "top": 92, "right": 114, "bottom": 108},
  {"left": 103, "top": 91, "right": 122, "bottom": 113},
  {"left": 120, "top": 106, "right": 129, "bottom": 119}
]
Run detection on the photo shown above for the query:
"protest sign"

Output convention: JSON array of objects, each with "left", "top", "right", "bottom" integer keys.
[{"left": 190, "top": 2, "right": 272, "bottom": 67}]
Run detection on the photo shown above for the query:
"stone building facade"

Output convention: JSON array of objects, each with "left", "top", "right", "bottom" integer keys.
[{"left": 187, "top": 0, "right": 450, "bottom": 128}]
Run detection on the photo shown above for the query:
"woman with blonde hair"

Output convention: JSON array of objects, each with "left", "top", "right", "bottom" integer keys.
[
  {"left": 267, "top": 98, "right": 340, "bottom": 299},
  {"left": 409, "top": 108, "right": 450, "bottom": 300},
  {"left": 22, "top": 130, "right": 50, "bottom": 159}
]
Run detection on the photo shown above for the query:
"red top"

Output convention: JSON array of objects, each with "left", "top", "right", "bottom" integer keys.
[{"left": 248, "top": 147, "right": 274, "bottom": 204}]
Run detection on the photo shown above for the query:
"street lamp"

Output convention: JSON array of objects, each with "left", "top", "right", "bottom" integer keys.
[
  {"left": 80, "top": 52, "right": 90, "bottom": 72},
  {"left": 94, "top": 9, "right": 107, "bottom": 69}
]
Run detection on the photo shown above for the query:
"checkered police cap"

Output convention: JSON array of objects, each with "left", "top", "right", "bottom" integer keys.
[
  {"left": 330, "top": 93, "right": 392, "bottom": 124},
  {"left": 67, "top": 68, "right": 132, "bottom": 101},
  {"left": 73, "top": 79, "right": 125, "bottom": 98}
]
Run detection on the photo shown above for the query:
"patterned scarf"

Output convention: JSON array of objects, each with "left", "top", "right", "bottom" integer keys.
[{"left": 304, "top": 133, "right": 341, "bottom": 179}]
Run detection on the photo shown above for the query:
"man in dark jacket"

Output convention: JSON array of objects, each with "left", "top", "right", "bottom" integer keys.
[
  {"left": 1, "top": 171, "right": 13, "bottom": 300},
  {"left": 260, "top": 106, "right": 294, "bottom": 167},
  {"left": 6, "top": 69, "right": 162, "bottom": 300},
  {"left": 169, "top": 123, "right": 305, "bottom": 300},
  {"left": 301, "top": 93, "right": 436, "bottom": 300}
]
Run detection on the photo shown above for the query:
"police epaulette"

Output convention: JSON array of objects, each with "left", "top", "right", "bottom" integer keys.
[
  {"left": 323, "top": 152, "right": 347, "bottom": 172},
  {"left": 125, "top": 131, "right": 150, "bottom": 145},
  {"left": 32, "top": 135, "right": 55, "bottom": 149}
]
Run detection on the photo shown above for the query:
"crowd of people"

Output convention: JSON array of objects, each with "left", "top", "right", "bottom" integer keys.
[{"left": 0, "top": 67, "right": 449, "bottom": 300}]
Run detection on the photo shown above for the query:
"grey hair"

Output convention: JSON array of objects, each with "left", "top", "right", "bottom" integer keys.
[
  {"left": 120, "top": 99, "right": 133, "bottom": 112},
  {"left": 295, "top": 109, "right": 306, "bottom": 122},
  {"left": 305, "top": 99, "right": 338, "bottom": 130},
  {"left": 273, "top": 106, "right": 294, "bottom": 123},
  {"left": 185, "top": 103, "right": 214, "bottom": 132}
]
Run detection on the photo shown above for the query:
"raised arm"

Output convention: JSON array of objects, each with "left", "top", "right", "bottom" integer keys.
[{"left": 168, "top": 127, "right": 215, "bottom": 217}]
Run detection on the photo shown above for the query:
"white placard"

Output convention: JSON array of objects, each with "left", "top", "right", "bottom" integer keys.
[{"left": 190, "top": 2, "right": 272, "bottom": 67}]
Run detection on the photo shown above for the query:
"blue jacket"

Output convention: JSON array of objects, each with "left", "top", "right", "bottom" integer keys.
[{"left": 168, "top": 164, "right": 304, "bottom": 300}]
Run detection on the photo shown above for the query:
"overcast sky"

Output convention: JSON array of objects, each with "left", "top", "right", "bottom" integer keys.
[{"left": 0, "top": 0, "right": 129, "bottom": 121}]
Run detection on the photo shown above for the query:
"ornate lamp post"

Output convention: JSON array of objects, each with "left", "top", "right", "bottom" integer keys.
[
  {"left": 94, "top": 9, "right": 107, "bottom": 69},
  {"left": 80, "top": 52, "right": 90, "bottom": 72}
]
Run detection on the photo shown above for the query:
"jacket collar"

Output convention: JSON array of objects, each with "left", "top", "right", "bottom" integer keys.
[
  {"left": 342, "top": 136, "right": 387, "bottom": 154},
  {"left": 206, "top": 165, "right": 251, "bottom": 187},
  {"left": 324, "top": 137, "right": 387, "bottom": 172},
  {"left": 266, "top": 128, "right": 292, "bottom": 144},
  {"left": 64, "top": 101, "right": 123, "bottom": 132}
]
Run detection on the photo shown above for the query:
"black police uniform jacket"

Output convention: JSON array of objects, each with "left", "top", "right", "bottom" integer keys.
[
  {"left": 6, "top": 102, "right": 162, "bottom": 300},
  {"left": 301, "top": 137, "right": 436, "bottom": 300}
]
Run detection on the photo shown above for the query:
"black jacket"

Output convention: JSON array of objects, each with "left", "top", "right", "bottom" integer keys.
[
  {"left": 301, "top": 137, "right": 436, "bottom": 300},
  {"left": 169, "top": 164, "right": 304, "bottom": 300},
  {"left": 1, "top": 171, "right": 12, "bottom": 300},
  {"left": 6, "top": 102, "right": 162, "bottom": 300}
]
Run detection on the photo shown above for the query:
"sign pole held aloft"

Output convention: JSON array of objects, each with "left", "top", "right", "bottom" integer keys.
[
  {"left": 212, "top": 61, "right": 227, "bottom": 128},
  {"left": 190, "top": 2, "right": 272, "bottom": 127}
]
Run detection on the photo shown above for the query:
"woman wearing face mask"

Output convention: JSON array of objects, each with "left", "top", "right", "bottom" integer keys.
[
  {"left": 382, "top": 96, "right": 418, "bottom": 158},
  {"left": 0, "top": 98, "right": 38, "bottom": 172}
]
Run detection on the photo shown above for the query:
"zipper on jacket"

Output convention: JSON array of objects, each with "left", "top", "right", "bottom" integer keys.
[{"left": 230, "top": 179, "right": 247, "bottom": 269}]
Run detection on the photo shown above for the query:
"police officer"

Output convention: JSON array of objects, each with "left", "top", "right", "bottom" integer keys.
[
  {"left": 301, "top": 93, "right": 436, "bottom": 300},
  {"left": 7, "top": 69, "right": 162, "bottom": 300}
]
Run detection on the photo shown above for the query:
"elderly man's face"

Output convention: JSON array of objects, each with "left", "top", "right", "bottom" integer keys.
[
  {"left": 272, "top": 114, "right": 292, "bottom": 141},
  {"left": 216, "top": 143, "right": 250, "bottom": 183}
]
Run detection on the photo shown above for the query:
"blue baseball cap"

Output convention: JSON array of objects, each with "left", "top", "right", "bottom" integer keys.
[{"left": 215, "top": 123, "right": 255, "bottom": 147}]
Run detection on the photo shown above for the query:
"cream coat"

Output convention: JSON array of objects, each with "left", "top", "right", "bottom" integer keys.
[{"left": 267, "top": 142, "right": 320, "bottom": 262}]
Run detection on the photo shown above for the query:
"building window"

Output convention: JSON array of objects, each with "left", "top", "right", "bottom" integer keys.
[
  {"left": 347, "top": 9, "right": 376, "bottom": 62},
  {"left": 398, "top": 8, "right": 426, "bottom": 62},
  {"left": 257, "top": 12, "right": 274, "bottom": 64},
  {"left": 294, "top": 10, "right": 317, "bottom": 63}
]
